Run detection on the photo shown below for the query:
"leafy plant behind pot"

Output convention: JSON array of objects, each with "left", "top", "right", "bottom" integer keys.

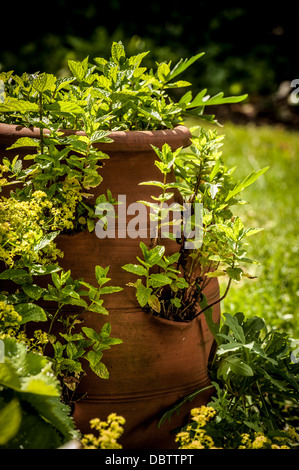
[{"left": 160, "top": 311, "right": 299, "bottom": 448}]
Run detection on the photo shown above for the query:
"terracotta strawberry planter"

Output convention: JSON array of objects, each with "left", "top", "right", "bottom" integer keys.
[{"left": 0, "top": 123, "right": 220, "bottom": 449}]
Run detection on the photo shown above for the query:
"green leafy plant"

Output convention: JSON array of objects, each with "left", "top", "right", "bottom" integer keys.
[
  {"left": 0, "top": 336, "right": 78, "bottom": 449},
  {"left": 123, "top": 127, "right": 268, "bottom": 321},
  {"left": 175, "top": 405, "right": 299, "bottom": 449},
  {"left": 0, "top": 264, "right": 123, "bottom": 404},
  {"left": 160, "top": 311, "right": 299, "bottom": 448},
  {"left": 0, "top": 41, "right": 247, "bottom": 131}
]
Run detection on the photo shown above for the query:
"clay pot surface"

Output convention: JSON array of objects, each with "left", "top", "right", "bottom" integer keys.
[{"left": 0, "top": 123, "right": 220, "bottom": 449}]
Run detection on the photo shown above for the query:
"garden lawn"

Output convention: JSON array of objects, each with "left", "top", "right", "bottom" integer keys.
[{"left": 205, "top": 121, "right": 299, "bottom": 339}]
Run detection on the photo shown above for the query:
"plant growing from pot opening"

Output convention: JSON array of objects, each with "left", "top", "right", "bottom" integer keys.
[
  {"left": 0, "top": 41, "right": 258, "bottom": 447},
  {"left": 0, "top": 41, "right": 247, "bottom": 132},
  {"left": 122, "top": 127, "right": 268, "bottom": 321}
]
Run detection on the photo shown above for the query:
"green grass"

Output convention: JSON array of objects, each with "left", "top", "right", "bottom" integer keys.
[{"left": 188, "top": 119, "right": 299, "bottom": 338}]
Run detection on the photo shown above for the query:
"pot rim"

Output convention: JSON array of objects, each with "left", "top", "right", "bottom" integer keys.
[{"left": 0, "top": 123, "right": 192, "bottom": 152}]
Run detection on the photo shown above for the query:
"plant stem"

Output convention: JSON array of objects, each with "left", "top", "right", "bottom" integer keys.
[
  {"left": 193, "top": 276, "right": 232, "bottom": 319},
  {"left": 39, "top": 92, "right": 44, "bottom": 154}
]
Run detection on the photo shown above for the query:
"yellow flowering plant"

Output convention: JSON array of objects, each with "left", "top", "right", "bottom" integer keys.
[
  {"left": 168, "top": 311, "right": 299, "bottom": 449},
  {"left": 176, "top": 405, "right": 299, "bottom": 449},
  {"left": 81, "top": 413, "right": 126, "bottom": 449}
]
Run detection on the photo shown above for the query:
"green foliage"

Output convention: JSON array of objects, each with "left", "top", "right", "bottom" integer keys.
[
  {"left": 0, "top": 264, "right": 123, "bottom": 403},
  {"left": 214, "top": 123, "right": 299, "bottom": 338},
  {"left": 0, "top": 41, "right": 246, "bottom": 131},
  {"left": 175, "top": 404, "right": 299, "bottom": 449},
  {"left": 124, "top": 127, "right": 268, "bottom": 321},
  {"left": 0, "top": 337, "right": 78, "bottom": 448},
  {"left": 161, "top": 311, "right": 299, "bottom": 447}
]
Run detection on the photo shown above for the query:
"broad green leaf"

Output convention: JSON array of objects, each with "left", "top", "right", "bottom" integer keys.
[
  {"left": 55, "top": 76, "right": 76, "bottom": 92},
  {"left": 95, "top": 265, "right": 110, "bottom": 281},
  {"left": 4, "top": 413, "right": 61, "bottom": 449},
  {"left": 223, "top": 312, "right": 246, "bottom": 343},
  {"left": 111, "top": 41, "right": 126, "bottom": 64},
  {"left": 100, "top": 337, "right": 122, "bottom": 348},
  {"left": 203, "top": 92, "right": 248, "bottom": 106},
  {"left": 226, "top": 267, "right": 243, "bottom": 281},
  {"left": 6, "top": 137, "right": 39, "bottom": 150},
  {"left": 128, "top": 51, "right": 149, "bottom": 67},
  {"left": 217, "top": 341, "right": 244, "bottom": 354},
  {"left": 22, "top": 284, "right": 44, "bottom": 301},
  {"left": 122, "top": 263, "right": 148, "bottom": 277},
  {"left": 32, "top": 73, "right": 56, "bottom": 93},
  {"left": 86, "top": 350, "right": 103, "bottom": 368},
  {"left": 23, "top": 394, "right": 76, "bottom": 441},
  {"left": 148, "top": 294, "right": 161, "bottom": 313},
  {"left": 21, "top": 363, "right": 59, "bottom": 396},
  {"left": 244, "top": 420, "right": 263, "bottom": 433},
  {"left": 0, "top": 399, "right": 22, "bottom": 446},
  {"left": 0, "top": 338, "right": 76, "bottom": 443},
  {"left": 261, "top": 368, "right": 287, "bottom": 391},
  {"left": 91, "top": 361, "right": 109, "bottom": 379},
  {"left": 0, "top": 98, "right": 39, "bottom": 112},
  {"left": 0, "top": 363, "right": 21, "bottom": 390},
  {"left": 33, "top": 231, "right": 60, "bottom": 252},
  {"left": 0, "top": 268, "right": 28, "bottom": 280},
  {"left": 45, "top": 101, "right": 84, "bottom": 114},
  {"left": 136, "top": 281, "right": 152, "bottom": 308},
  {"left": 148, "top": 273, "right": 172, "bottom": 288},
  {"left": 203, "top": 310, "right": 220, "bottom": 342},
  {"left": 82, "top": 327, "right": 101, "bottom": 343},
  {"left": 216, "top": 224, "right": 236, "bottom": 241},
  {"left": 100, "top": 322, "right": 111, "bottom": 337},
  {"left": 157, "top": 62, "right": 171, "bottom": 82},
  {"left": 243, "top": 316, "right": 266, "bottom": 340},
  {"left": 30, "top": 264, "right": 61, "bottom": 276},
  {"left": 90, "top": 130, "right": 113, "bottom": 144},
  {"left": 220, "top": 356, "right": 254, "bottom": 377},
  {"left": 147, "top": 245, "right": 165, "bottom": 267},
  {"left": 66, "top": 342, "right": 78, "bottom": 360},
  {"left": 68, "top": 58, "right": 89, "bottom": 82},
  {"left": 187, "top": 88, "right": 208, "bottom": 108},
  {"left": 205, "top": 270, "right": 226, "bottom": 278},
  {"left": 170, "top": 297, "right": 181, "bottom": 308},
  {"left": 179, "top": 90, "right": 193, "bottom": 105},
  {"left": 14, "top": 303, "right": 47, "bottom": 324},
  {"left": 243, "top": 227, "right": 264, "bottom": 238},
  {"left": 164, "top": 80, "right": 191, "bottom": 89}
]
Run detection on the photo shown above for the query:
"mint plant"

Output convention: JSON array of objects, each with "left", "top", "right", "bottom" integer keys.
[
  {"left": 0, "top": 263, "right": 122, "bottom": 404},
  {"left": 0, "top": 41, "right": 247, "bottom": 131},
  {"left": 123, "top": 127, "right": 268, "bottom": 321}
]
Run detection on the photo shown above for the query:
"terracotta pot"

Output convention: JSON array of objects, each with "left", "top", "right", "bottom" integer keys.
[{"left": 0, "top": 123, "right": 220, "bottom": 449}]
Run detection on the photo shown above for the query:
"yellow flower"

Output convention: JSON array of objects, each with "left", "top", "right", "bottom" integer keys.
[
  {"left": 252, "top": 433, "right": 271, "bottom": 449},
  {"left": 81, "top": 414, "right": 125, "bottom": 450}
]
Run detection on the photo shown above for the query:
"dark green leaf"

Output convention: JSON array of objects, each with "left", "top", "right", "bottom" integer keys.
[{"left": 14, "top": 303, "right": 47, "bottom": 324}]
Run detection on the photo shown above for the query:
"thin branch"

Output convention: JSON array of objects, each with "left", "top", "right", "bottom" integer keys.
[{"left": 193, "top": 276, "right": 232, "bottom": 319}]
